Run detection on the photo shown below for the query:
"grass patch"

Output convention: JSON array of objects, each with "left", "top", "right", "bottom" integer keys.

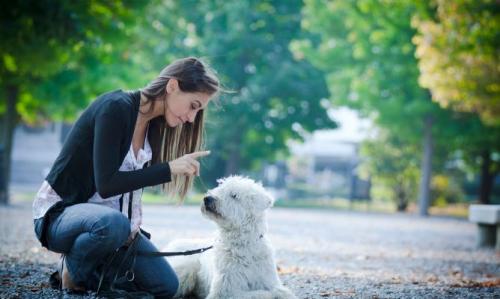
[
  {"left": 429, "top": 203, "right": 469, "bottom": 218},
  {"left": 10, "top": 191, "right": 37, "bottom": 203},
  {"left": 142, "top": 191, "right": 204, "bottom": 206},
  {"left": 8, "top": 190, "right": 469, "bottom": 219}
]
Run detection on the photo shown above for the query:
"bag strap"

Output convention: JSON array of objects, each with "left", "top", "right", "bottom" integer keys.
[
  {"left": 119, "top": 194, "right": 124, "bottom": 214},
  {"left": 128, "top": 191, "right": 133, "bottom": 220}
]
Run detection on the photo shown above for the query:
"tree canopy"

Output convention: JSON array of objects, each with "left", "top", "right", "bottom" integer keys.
[{"left": 413, "top": 0, "right": 500, "bottom": 126}]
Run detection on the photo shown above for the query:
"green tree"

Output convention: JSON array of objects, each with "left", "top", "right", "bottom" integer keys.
[
  {"left": 448, "top": 114, "right": 500, "bottom": 204},
  {"left": 167, "top": 0, "right": 336, "bottom": 186},
  {"left": 412, "top": 0, "right": 500, "bottom": 204},
  {"left": 413, "top": 0, "right": 500, "bottom": 125},
  {"left": 359, "top": 134, "right": 420, "bottom": 211},
  {"left": 294, "top": 0, "right": 452, "bottom": 214},
  {"left": 295, "top": 0, "right": 500, "bottom": 207},
  {"left": 0, "top": 0, "right": 147, "bottom": 204}
]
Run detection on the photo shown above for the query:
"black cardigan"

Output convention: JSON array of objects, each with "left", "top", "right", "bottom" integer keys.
[{"left": 37, "top": 89, "right": 171, "bottom": 247}]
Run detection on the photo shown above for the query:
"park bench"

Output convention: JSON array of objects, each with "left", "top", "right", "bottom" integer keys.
[{"left": 468, "top": 204, "right": 500, "bottom": 250}]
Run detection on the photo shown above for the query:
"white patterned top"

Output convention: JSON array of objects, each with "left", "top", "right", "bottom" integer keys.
[{"left": 32, "top": 133, "right": 152, "bottom": 238}]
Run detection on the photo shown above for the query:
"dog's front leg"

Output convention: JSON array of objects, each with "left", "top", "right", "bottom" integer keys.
[
  {"left": 235, "top": 290, "right": 290, "bottom": 299},
  {"left": 206, "top": 275, "right": 270, "bottom": 299},
  {"left": 205, "top": 276, "right": 231, "bottom": 299},
  {"left": 207, "top": 280, "right": 285, "bottom": 299},
  {"left": 207, "top": 289, "right": 275, "bottom": 299}
]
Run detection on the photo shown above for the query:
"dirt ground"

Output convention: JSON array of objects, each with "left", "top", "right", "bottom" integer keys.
[{"left": 1, "top": 202, "right": 499, "bottom": 298}]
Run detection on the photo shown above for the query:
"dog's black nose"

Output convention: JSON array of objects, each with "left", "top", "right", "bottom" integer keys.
[{"left": 204, "top": 196, "right": 215, "bottom": 207}]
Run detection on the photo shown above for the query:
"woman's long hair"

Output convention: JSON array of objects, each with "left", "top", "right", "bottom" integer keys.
[{"left": 141, "top": 57, "right": 220, "bottom": 199}]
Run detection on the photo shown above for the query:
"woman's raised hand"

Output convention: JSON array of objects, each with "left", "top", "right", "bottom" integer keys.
[{"left": 168, "top": 151, "right": 210, "bottom": 176}]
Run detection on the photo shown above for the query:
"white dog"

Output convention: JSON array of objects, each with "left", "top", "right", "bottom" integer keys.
[{"left": 164, "top": 176, "right": 297, "bottom": 299}]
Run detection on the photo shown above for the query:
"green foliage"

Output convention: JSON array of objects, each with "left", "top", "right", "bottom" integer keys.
[
  {"left": 296, "top": 0, "right": 500, "bottom": 205},
  {"left": 430, "top": 174, "right": 465, "bottom": 206},
  {"left": 168, "top": 0, "right": 336, "bottom": 184},
  {"left": 445, "top": 113, "right": 500, "bottom": 173},
  {"left": 0, "top": 0, "right": 148, "bottom": 123},
  {"left": 3, "top": 0, "right": 497, "bottom": 202},
  {"left": 294, "top": 0, "right": 444, "bottom": 140},
  {"left": 413, "top": 0, "right": 500, "bottom": 125},
  {"left": 293, "top": 0, "right": 446, "bottom": 211},
  {"left": 1, "top": 0, "right": 335, "bottom": 190},
  {"left": 359, "top": 134, "right": 420, "bottom": 210}
]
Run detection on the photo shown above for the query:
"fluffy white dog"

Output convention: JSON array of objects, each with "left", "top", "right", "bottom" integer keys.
[{"left": 164, "top": 176, "right": 297, "bottom": 299}]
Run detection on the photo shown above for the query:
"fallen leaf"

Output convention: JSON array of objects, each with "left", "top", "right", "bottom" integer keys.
[
  {"left": 277, "top": 266, "right": 300, "bottom": 274},
  {"left": 450, "top": 278, "right": 500, "bottom": 288},
  {"left": 427, "top": 274, "right": 439, "bottom": 283}
]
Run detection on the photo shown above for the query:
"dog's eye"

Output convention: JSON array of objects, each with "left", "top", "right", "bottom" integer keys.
[{"left": 230, "top": 192, "right": 238, "bottom": 199}]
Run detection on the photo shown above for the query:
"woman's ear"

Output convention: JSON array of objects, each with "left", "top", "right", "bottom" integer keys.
[{"left": 166, "top": 78, "right": 179, "bottom": 94}]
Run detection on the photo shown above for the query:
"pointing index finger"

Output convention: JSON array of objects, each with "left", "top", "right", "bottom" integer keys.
[{"left": 187, "top": 150, "right": 211, "bottom": 159}]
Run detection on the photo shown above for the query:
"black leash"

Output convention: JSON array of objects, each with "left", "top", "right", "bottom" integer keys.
[
  {"left": 136, "top": 245, "right": 213, "bottom": 257},
  {"left": 95, "top": 173, "right": 213, "bottom": 297},
  {"left": 96, "top": 234, "right": 213, "bottom": 297},
  {"left": 136, "top": 174, "right": 214, "bottom": 257}
]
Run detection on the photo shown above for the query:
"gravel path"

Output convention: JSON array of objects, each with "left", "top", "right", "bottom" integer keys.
[{"left": 1, "top": 202, "right": 499, "bottom": 298}]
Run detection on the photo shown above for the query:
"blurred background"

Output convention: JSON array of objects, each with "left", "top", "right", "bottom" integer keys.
[{"left": 1, "top": 0, "right": 499, "bottom": 217}]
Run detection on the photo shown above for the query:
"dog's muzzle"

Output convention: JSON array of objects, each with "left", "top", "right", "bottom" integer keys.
[{"left": 203, "top": 196, "right": 217, "bottom": 214}]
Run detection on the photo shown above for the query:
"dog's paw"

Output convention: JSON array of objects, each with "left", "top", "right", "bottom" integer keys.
[{"left": 272, "top": 287, "right": 298, "bottom": 299}]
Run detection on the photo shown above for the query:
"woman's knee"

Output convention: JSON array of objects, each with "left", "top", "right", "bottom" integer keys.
[
  {"left": 91, "top": 210, "right": 130, "bottom": 247},
  {"left": 155, "top": 273, "right": 179, "bottom": 299}
]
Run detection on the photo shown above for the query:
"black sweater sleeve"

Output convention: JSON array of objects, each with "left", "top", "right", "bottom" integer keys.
[{"left": 93, "top": 101, "right": 171, "bottom": 198}]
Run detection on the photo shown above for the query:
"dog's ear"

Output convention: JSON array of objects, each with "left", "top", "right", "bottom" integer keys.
[
  {"left": 266, "top": 194, "right": 275, "bottom": 208},
  {"left": 258, "top": 181, "right": 274, "bottom": 208},
  {"left": 261, "top": 190, "right": 275, "bottom": 210}
]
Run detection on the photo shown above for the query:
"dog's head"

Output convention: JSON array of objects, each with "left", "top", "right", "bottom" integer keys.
[{"left": 201, "top": 176, "right": 274, "bottom": 229}]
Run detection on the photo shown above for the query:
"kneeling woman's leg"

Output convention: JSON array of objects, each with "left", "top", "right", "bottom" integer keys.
[
  {"left": 46, "top": 203, "right": 130, "bottom": 287},
  {"left": 131, "top": 233, "right": 179, "bottom": 299}
]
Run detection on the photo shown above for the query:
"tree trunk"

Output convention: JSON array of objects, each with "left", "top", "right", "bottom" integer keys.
[
  {"left": 478, "top": 149, "right": 494, "bottom": 204},
  {"left": 418, "top": 115, "right": 433, "bottom": 216},
  {"left": 0, "top": 84, "right": 19, "bottom": 205},
  {"left": 395, "top": 182, "right": 408, "bottom": 212}
]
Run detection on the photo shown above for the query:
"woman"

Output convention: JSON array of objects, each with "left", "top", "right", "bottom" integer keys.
[{"left": 32, "top": 57, "right": 220, "bottom": 297}]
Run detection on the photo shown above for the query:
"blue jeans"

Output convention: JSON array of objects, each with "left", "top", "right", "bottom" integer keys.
[{"left": 41, "top": 203, "right": 179, "bottom": 298}]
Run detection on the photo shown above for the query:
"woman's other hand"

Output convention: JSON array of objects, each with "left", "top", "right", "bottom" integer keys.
[{"left": 168, "top": 151, "right": 210, "bottom": 176}]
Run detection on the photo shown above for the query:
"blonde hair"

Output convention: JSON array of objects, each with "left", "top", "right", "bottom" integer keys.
[{"left": 141, "top": 57, "right": 220, "bottom": 199}]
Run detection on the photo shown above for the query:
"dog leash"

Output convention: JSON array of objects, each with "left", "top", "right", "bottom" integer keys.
[
  {"left": 136, "top": 245, "right": 213, "bottom": 257},
  {"left": 96, "top": 234, "right": 213, "bottom": 297},
  {"left": 139, "top": 176, "right": 213, "bottom": 257},
  {"left": 99, "top": 173, "right": 213, "bottom": 293}
]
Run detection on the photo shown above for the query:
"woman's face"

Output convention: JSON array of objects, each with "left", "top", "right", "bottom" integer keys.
[{"left": 164, "top": 79, "right": 211, "bottom": 127}]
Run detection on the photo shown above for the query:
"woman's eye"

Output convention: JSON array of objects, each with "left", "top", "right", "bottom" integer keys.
[{"left": 191, "top": 104, "right": 197, "bottom": 110}]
